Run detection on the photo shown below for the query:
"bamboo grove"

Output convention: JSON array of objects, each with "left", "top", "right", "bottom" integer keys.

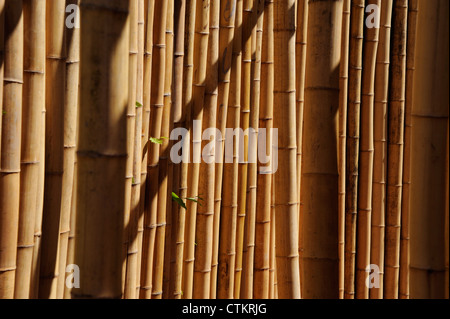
[{"left": 0, "top": 0, "right": 448, "bottom": 299}]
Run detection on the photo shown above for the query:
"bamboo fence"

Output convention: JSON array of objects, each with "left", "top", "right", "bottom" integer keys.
[{"left": 0, "top": 0, "right": 448, "bottom": 300}]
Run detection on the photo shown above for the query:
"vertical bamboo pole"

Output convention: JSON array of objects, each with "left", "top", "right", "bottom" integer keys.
[
  {"left": 295, "top": 3, "right": 308, "bottom": 288},
  {"left": 338, "top": 0, "right": 350, "bottom": 299},
  {"left": 64, "top": 152, "right": 77, "bottom": 299},
  {"left": 269, "top": 174, "right": 275, "bottom": 299},
  {"left": 124, "top": 0, "right": 141, "bottom": 299},
  {"left": 136, "top": 0, "right": 155, "bottom": 297},
  {"left": 0, "top": 0, "right": 23, "bottom": 299},
  {"left": 30, "top": 49, "right": 47, "bottom": 300},
  {"left": 183, "top": 0, "right": 209, "bottom": 299},
  {"left": 162, "top": 15, "right": 175, "bottom": 299},
  {"left": 39, "top": 0, "right": 66, "bottom": 299},
  {"left": 192, "top": 0, "right": 218, "bottom": 299},
  {"left": 409, "top": 0, "right": 449, "bottom": 299},
  {"left": 168, "top": 0, "right": 186, "bottom": 300},
  {"left": 343, "top": 0, "right": 364, "bottom": 299},
  {"left": 0, "top": 0, "right": 4, "bottom": 156},
  {"left": 123, "top": 0, "right": 137, "bottom": 296},
  {"left": 140, "top": 0, "right": 168, "bottom": 299},
  {"left": 384, "top": 0, "right": 407, "bottom": 299},
  {"left": 273, "top": 0, "right": 300, "bottom": 299},
  {"left": 72, "top": 0, "right": 129, "bottom": 299},
  {"left": 370, "top": 0, "right": 392, "bottom": 300},
  {"left": 399, "top": 0, "right": 418, "bottom": 300},
  {"left": 445, "top": 121, "right": 449, "bottom": 299},
  {"left": 234, "top": 0, "right": 253, "bottom": 298},
  {"left": 241, "top": 0, "right": 264, "bottom": 299},
  {"left": 217, "top": 0, "right": 242, "bottom": 299},
  {"left": 355, "top": 0, "right": 380, "bottom": 299},
  {"left": 301, "top": 0, "right": 342, "bottom": 299},
  {"left": 253, "top": 0, "right": 272, "bottom": 299},
  {"left": 210, "top": 0, "right": 237, "bottom": 299},
  {"left": 178, "top": 0, "right": 196, "bottom": 298},
  {"left": 15, "top": 0, "right": 44, "bottom": 299},
  {"left": 152, "top": 0, "right": 173, "bottom": 299},
  {"left": 56, "top": 0, "right": 80, "bottom": 299}
]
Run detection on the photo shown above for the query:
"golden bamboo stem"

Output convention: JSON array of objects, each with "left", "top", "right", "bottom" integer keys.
[
  {"left": 15, "top": 0, "right": 44, "bottom": 299},
  {"left": 72, "top": 0, "right": 130, "bottom": 299},
  {"left": 0, "top": 0, "right": 23, "bottom": 299}
]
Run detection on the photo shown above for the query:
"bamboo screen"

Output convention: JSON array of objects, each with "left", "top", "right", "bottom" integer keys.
[{"left": 0, "top": 0, "right": 448, "bottom": 299}]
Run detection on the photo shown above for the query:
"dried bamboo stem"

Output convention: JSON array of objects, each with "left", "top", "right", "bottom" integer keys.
[
  {"left": 72, "top": 0, "right": 130, "bottom": 299},
  {"left": 234, "top": 0, "right": 253, "bottom": 298},
  {"left": 15, "top": 0, "right": 44, "bottom": 299},
  {"left": 370, "top": 0, "right": 392, "bottom": 299},
  {"left": 344, "top": 0, "right": 364, "bottom": 299},
  {"left": 338, "top": 0, "right": 350, "bottom": 299},
  {"left": 39, "top": 0, "right": 66, "bottom": 299},
  {"left": 183, "top": 0, "right": 210, "bottom": 299},
  {"left": 168, "top": 0, "right": 187, "bottom": 299},
  {"left": 210, "top": 0, "right": 237, "bottom": 299},
  {"left": 253, "top": 0, "right": 272, "bottom": 299},
  {"left": 384, "top": 0, "right": 408, "bottom": 299},
  {"left": 241, "top": 0, "right": 264, "bottom": 299},
  {"left": 0, "top": 0, "right": 23, "bottom": 299},
  {"left": 136, "top": 0, "right": 155, "bottom": 297},
  {"left": 192, "top": 0, "right": 218, "bottom": 299},
  {"left": 152, "top": 0, "right": 173, "bottom": 299},
  {"left": 398, "top": 0, "right": 418, "bottom": 300},
  {"left": 273, "top": 0, "right": 300, "bottom": 299},
  {"left": 178, "top": 0, "right": 196, "bottom": 298},
  {"left": 140, "top": 0, "right": 168, "bottom": 299},
  {"left": 355, "top": 0, "right": 380, "bottom": 299},
  {"left": 217, "top": 0, "right": 242, "bottom": 299},
  {"left": 56, "top": 0, "right": 80, "bottom": 299}
]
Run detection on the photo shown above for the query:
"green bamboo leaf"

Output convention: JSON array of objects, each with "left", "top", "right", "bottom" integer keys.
[
  {"left": 136, "top": 101, "right": 143, "bottom": 108},
  {"left": 172, "top": 192, "right": 187, "bottom": 210}
]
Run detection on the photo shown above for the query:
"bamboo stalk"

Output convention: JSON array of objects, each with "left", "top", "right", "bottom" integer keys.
[
  {"left": 384, "top": 0, "right": 408, "bottom": 299},
  {"left": 124, "top": 0, "right": 141, "bottom": 299},
  {"left": 355, "top": 0, "right": 380, "bottom": 299},
  {"left": 30, "top": 52, "right": 47, "bottom": 300},
  {"left": 122, "top": 0, "right": 138, "bottom": 297},
  {"left": 234, "top": 0, "right": 253, "bottom": 298},
  {"left": 56, "top": 0, "right": 80, "bottom": 299},
  {"left": 72, "top": 0, "right": 129, "bottom": 299},
  {"left": 192, "top": 0, "right": 218, "bottom": 299},
  {"left": 445, "top": 121, "right": 449, "bottom": 300},
  {"left": 15, "top": 0, "right": 44, "bottom": 299},
  {"left": 269, "top": 174, "right": 275, "bottom": 299},
  {"left": 343, "top": 0, "right": 364, "bottom": 299},
  {"left": 152, "top": 0, "right": 173, "bottom": 299},
  {"left": 140, "top": 0, "right": 168, "bottom": 299},
  {"left": 136, "top": 0, "right": 155, "bottom": 297},
  {"left": 241, "top": 0, "right": 264, "bottom": 299},
  {"left": 178, "top": 0, "right": 196, "bottom": 298},
  {"left": 295, "top": 2, "right": 308, "bottom": 294},
  {"left": 210, "top": 0, "right": 237, "bottom": 299},
  {"left": 0, "top": 0, "right": 4, "bottom": 157},
  {"left": 217, "top": 0, "right": 242, "bottom": 299},
  {"left": 183, "top": 0, "right": 210, "bottom": 299},
  {"left": 168, "top": 0, "right": 187, "bottom": 300},
  {"left": 253, "top": 0, "right": 272, "bottom": 299},
  {"left": 409, "top": 0, "right": 448, "bottom": 299},
  {"left": 370, "top": 0, "right": 392, "bottom": 299},
  {"left": 0, "top": 0, "right": 23, "bottom": 299},
  {"left": 398, "top": 0, "right": 418, "bottom": 300},
  {"left": 301, "top": 0, "right": 342, "bottom": 299},
  {"left": 39, "top": 0, "right": 66, "bottom": 299},
  {"left": 273, "top": 0, "right": 300, "bottom": 299},
  {"left": 338, "top": 0, "right": 350, "bottom": 299}
]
